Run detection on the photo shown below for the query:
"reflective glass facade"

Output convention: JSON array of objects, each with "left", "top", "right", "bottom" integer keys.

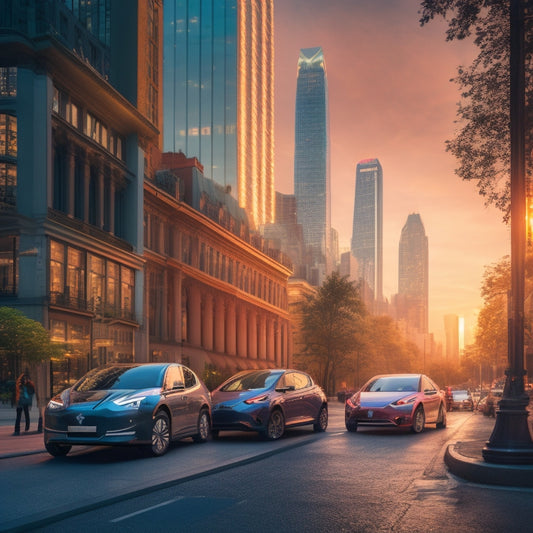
[
  {"left": 351, "top": 158, "right": 383, "bottom": 301},
  {"left": 163, "top": 0, "right": 274, "bottom": 228},
  {"left": 398, "top": 213, "right": 428, "bottom": 333},
  {"left": 293, "top": 47, "right": 330, "bottom": 266}
]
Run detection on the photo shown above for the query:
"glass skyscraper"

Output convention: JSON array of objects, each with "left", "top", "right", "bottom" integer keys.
[
  {"left": 162, "top": 0, "right": 274, "bottom": 228},
  {"left": 398, "top": 213, "right": 428, "bottom": 333},
  {"left": 351, "top": 158, "right": 383, "bottom": 304},
  {"left": 293, "top": 47, "right": 331, "bottom": 273}
]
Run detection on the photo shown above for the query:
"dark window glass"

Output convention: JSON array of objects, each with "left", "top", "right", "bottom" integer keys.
[{"left": 74, "top": 364, "right": 165, "bottom": 391}]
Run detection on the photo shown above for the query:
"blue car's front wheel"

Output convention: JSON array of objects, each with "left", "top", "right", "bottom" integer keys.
[
  {"left": 150, "top": 411, "right": 170, "bottom": 456},
  {"left": 264, "top": 409, "right": 284, "bottom": 440}
]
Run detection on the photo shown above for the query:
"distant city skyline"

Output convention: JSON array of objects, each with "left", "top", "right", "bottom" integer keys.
[{"left": 274, "top": 0, "right": 510, "bottom": 344}]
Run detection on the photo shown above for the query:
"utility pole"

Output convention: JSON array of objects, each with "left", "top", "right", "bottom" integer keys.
[{"left": 483, "top": 0, "right": 533, "bottom": 464}]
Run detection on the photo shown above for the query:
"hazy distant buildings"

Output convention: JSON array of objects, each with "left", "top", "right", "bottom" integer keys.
[
  {"left": 294, "top": 47, "right": 331, "bottom": 280},
  {"left": 162, "top": 0, "right": 274, "bottom": 229},
  {"left": 444, "top": 314, "right": 460, "bottom": 362},
  {"left": 397, "top": 213, "right": 428, "bottom": 334},
  {"left": 351, "top": 158, "right": 383, "bottom": 308}
]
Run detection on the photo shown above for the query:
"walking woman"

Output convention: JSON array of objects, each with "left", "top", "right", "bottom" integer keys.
[{"left": 13, "top": 373, "right": 35, "bottom": 435}]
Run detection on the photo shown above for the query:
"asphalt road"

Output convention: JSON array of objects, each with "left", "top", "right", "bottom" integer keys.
[{"left": 2, "top": 404, "right": 533, "bottom": 532}]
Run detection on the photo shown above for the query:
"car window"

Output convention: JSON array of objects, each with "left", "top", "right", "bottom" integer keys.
[
  {"left": 220, "top": 371, "right": 281, "bottom": 391},
  {"left": 182, "top": 367, "right": 197, "bottom": 389},
  {"left": 73, "top": 365, "right": 164, "bottom": 391},
  {"left": 164, "top": 365, "right": 184, "bottom": 390},
  {"left": 366, "top": 376, "right": 419, "bottom": 392},
  {"left": 292, "top": 372, "right": 311, "bottom": 390},
  {"left": 421, "top": 376, "right": 436, "bottom": 393}
]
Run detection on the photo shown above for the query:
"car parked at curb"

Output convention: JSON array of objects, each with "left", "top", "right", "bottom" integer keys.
[
  {"left": 345, "top": 373, "right": 446, "bottom": 433},
  {"left": 44, "top": 363, "right": 212, "bottom": 458},
  {"left": 211, "top": 369, "right": 328, "bottom": 440}
]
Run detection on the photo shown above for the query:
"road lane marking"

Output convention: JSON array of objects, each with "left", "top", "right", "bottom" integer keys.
[{"left": 111, "top": 497, "right": 184, "bottom": 523}]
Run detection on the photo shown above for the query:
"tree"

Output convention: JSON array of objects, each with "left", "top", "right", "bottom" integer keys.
[
  {"left": 419, "top": 0, "right": 533, "bottom": 221},
  {"left": 0, "top": 307, "right": 64, "bottom": 378},
  {"left": 297, "top": 272, "right": 366, "bottom": 395}
]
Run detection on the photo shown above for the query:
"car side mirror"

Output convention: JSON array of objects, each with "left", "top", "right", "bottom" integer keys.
[
  {"left": 275, "top": 385, "right": 295, "bottom": 393},
  {"left": 424, "top": 389, "right": 437, "bottom": 395}
]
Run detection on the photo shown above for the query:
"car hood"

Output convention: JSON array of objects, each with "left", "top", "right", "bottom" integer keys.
[
  {"left": 212, "top": 388, "right": 270, "bottom": 406},
  {"left": 67, "top": 388, "right": 159, "bottom": 407},
  {"left": 359, "top": 391, "right": 416, "bottom": 408}
]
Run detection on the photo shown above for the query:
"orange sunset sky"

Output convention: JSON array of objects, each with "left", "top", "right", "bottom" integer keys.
[{"left": 273, "top": 0, "right": 510, "bottom": 345}]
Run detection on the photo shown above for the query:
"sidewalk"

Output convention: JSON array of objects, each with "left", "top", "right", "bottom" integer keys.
[
  {"left": 445, "top": 410, "right": 533, "bottom": 487},
  {"left": 0, "top": 404, "right": 45, "bottom": 458}
]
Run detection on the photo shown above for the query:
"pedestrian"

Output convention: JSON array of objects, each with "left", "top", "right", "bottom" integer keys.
[{"left": 13, "top": 373, "right": 35, "bottom": 436}]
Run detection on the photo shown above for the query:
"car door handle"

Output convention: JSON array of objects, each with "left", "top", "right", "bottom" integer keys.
[{"left": 182, "top": 396, "right": 187, "bottom": 401}]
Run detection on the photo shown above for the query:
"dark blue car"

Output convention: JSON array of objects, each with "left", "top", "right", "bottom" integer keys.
[
  {"left": 211, "top": 369, "right": 328, "bottom": 440},
  {"left": 44, "top": 363, "right": 212, "bottom": 457}
]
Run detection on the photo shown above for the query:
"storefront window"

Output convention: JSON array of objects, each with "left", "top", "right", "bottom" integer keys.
[
  {"left": 88, "top": 254, "right": 105, "bottom": 313},
  {"left": 0, "top": 236, "right": 17, "bottom": 294},
  {"left": 121, "top": 266, "right": 134, "bottom": 319},
  {"left": 67, "top": 247, "right": 85, "bottom": 306},
  {"left": 49, "top": 241, "right": 65, "bottom": 295}
]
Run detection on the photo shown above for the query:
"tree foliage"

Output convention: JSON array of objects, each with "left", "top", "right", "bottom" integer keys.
[
  {"left": 0, "top": 307, "right": 64, "bottom": 376},
  {"left": 297, "top": 272, "right": 366, "bottom": 395},
  {"left": 419, "top": 0, "right": 533, "bottom": 221}
]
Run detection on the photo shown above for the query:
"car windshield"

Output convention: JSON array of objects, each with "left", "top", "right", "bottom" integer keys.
[
  {"left": 220, "top": 371, "right": 281, "bottom": 392},
  {"left": 365, "top": 376, "right": 419, "bottom": 393},
  {"left": 73, "top": 365, "right": 164, "bottom": 391}
]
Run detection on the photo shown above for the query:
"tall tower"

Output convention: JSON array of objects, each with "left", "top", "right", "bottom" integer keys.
[
  {"left": 351, "top": 158, "right": 383, "bottom": 305},
  {"left": 162, "top": 0, "right": 274, "bottom": 229},
  {"left": 293, "top": 47, "right": 331, "bottom": 278},
  {"left": 398, "top": 213, "right": 428, "bottom": 333}
]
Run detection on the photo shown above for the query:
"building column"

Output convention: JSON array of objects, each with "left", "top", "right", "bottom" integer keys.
[
  {"left": 214, "top": 296, "right": 225, "bottom": 353},
  {"left": 188, "top": 284, "right": 202, "bottom": 347},
  {"left": 247, "top": 310, "right": 257, "bottom": 359},
  {"left": 275, "top": 320, "right": 282, "bottom": 367},
  {"left": 109, "top": 176, "right": 116, "bottom": 234},
  {"left": 67, "top": 144, "right": 75, "bottom": 217},
  {"left": 258, "top": 313, "right": 267, "bottom": 360},
  {"left": 97, "top": 160, "right": 104, "bottom": 229},
  {"left": 225, "top": 297, "right": 236, "bottom": 356},
  {"left": 236, "top": 304, "right": 247, "bottom": 358},
  {"left": 202, "top": 292, "right": 213, "bottom": 351},
  {"left": 266, "top": 317, "right": 274, "bottom": 363},
  {"left": 83, "top": 155, "right": 90, "bottom": 224}
]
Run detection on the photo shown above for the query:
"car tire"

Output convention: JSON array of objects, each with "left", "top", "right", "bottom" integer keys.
[
  {"left": 313, "top": 405, "right": 328, "bottom": 432},
  {"left": 211, "top": 429, "right": 220, "bottom": 440},
  {"left": 192, "top": 408, "right": 210, "bottom": 443},
  {"left": 345, "top": 418, "right": 358, "bottom": 432},
  {"left": 411, "top": 406, "right": 425, "bottom": 433},
  {"left": 149, "top": 410, "right": 171, "bottom": 456},
  {"left": 436, "top": 404, "right": 447, "bottom": 429},
  {"left": 45, "top": 442, "right": 71, "bottom": 457},
  {"left": 264, "top": 409, "right": 284, "bottom": 440}
]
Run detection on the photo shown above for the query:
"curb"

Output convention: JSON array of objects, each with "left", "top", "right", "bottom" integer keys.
[{"left": 445, "top": 442, "right": 533, "bottom": 488}]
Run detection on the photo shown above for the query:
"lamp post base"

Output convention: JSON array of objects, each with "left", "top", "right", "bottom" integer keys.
[{"left": 482, "top": 397, "right": 533, "bottom": 464}]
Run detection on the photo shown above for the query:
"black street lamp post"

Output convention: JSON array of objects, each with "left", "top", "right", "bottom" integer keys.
[{"left": 482, "top": 0, "right": 533, "bottom": 464}]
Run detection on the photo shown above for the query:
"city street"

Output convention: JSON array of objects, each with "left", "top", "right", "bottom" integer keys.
[{"left": 2, "top": 403, "right": 533, "bottom": 532}]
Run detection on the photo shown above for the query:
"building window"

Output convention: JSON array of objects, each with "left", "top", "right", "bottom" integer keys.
[
  {"left": 50, "top": 241, "right": 65, "bottom": 296},
  {"left": 0, "top": 236, "right": 17, "bottom": 295},
  {"left": 0, "top": 67, "right": 16, "bottom": 97},
  {"left": 121, "top": 266, "right": 134, "bottom": 319},
  {"left": 88, "top": 254, "right": 105, "bottom": 313},
  {"left": 67, "top": 247, "right": 86, "bottom": 307}
]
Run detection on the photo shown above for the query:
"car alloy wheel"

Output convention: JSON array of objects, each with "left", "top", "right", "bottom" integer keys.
[
  {"left": 411, "top": 406, "right": 425, "bottom": 433},
  {"left": 192, "top": 409, "right": 210, "bottom": 443},
  {"left": 314, "top": 405, "right": 328, "bottom": 432},
  {"left": 150, "top": 411, "right": 170, "bottom": 456},
  {"left": 266, "top": 409, "right": 285, "bottom": 440}
]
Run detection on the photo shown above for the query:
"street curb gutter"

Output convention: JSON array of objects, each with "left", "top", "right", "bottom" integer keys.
[
  {"left": 445, "top": 443, "right": 533, "bottom": 488},
  {"left": 0, "top": 434, "right": 319, "bottom": 533}
]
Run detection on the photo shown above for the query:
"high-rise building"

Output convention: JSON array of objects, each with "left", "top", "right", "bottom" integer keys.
[
  {"left": 293, "top": 46, "right": 331, "bottom": 278},
  {"left": 397, "top": 213, "right": 428, "bottom": 333},
  {"left": 162, "top": 0, "right": 274, "bottom": 229},
  {"left": 351, "top": 158, "right": 383, "bottom": 306}
]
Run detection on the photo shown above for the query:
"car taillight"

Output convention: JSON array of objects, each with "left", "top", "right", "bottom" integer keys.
[{"left": 244, "top": 394, "right": 269, "bottom": 404}]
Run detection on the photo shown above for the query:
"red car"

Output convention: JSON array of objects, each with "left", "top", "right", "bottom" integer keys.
[{"left": 345, "top": 373, "right": 447, "bottom": 433}]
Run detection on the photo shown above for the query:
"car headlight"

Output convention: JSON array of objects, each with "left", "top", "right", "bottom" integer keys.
[
  {"left": 244, "top": 394, "right": 269, "bottom": 405},
  {"left": 392, "top": 395, "right": 417, "bottom": 406},
  {"left": 113, "top": 395, "right": 146, "bottom": 409},
  {"left": 346, "top": 394, "right": 360, "bottom": 408},
  {"left": 47, "top": 397, "right": 65, "bottom": 410}
]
